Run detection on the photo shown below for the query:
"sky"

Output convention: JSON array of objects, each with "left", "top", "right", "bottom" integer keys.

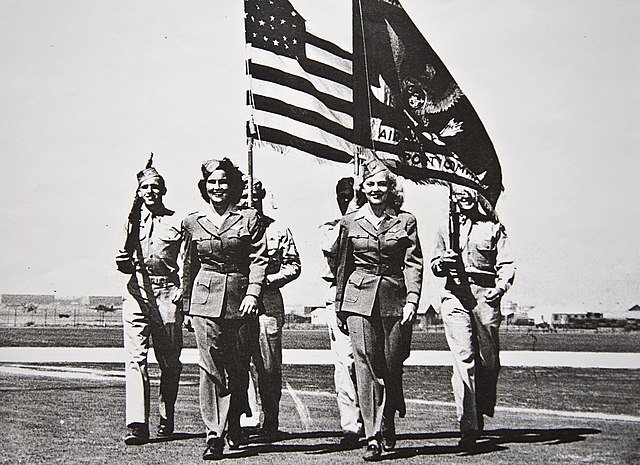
[{"left": 0, "top": 0, "right": 638, "bottom": 311}]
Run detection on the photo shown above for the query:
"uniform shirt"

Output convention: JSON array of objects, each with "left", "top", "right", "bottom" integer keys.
[
  {"left": 259, "top": 216, "right": 301, "bottom": 316},
  {"left": 182, "top": 205, "right": 268, "bottom": 318},
  {"left": 334, "top": 205, "right": 423, "bottom": 317},
  {"left": 132, "top": 205, "right": 183, "bottom": 278},
  {"left": 432, "top": 213, "right": 515, "bottom": 293}
]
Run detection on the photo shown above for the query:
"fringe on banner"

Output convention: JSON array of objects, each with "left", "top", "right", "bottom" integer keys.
[
  {"left": 252, "top": 138, "right": 356, "bottom": 169},
  {"left": 253, "top": 139, "right": 291, "bottom": 156}
]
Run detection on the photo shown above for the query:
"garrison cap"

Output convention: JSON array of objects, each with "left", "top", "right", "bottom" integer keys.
[
  {"left": 201, "top": 158, "right": 238, "bottom": 178},
  {"left": 360, "top": 155, "right": 388, "bottom": 180},
  {"left": 136, "top": 167, "right": 164, "bottom": 187}
]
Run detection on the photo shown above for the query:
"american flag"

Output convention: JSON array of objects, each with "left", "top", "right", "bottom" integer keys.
[{"left": 245, "top": 0, "right": 355, "bottom": 163}]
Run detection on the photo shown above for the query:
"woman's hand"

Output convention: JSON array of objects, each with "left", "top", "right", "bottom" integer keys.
[
  {"left": 239, "top": 295, "right": 259, "bottom": 317},
  {"left": 401, "top": 302, "right": 417, "bottom": 325}
]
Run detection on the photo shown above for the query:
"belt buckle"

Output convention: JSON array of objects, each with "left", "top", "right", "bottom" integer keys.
[{"left": 150, "top": 276, "right": 167, "bottom": 285}]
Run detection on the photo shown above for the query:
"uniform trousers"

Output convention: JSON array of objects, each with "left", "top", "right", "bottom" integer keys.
[
  {"left": 345, "top": 305, "right": 412, "bottom": 440},
  {"left": 193, "top": 315, "right": 258, "bottom": 441},
  {"left": 326, "top": 305, "right": 362, "bottom": 435},
  {"left": 440, "top": 283, "right": 502, "bottom": 432},
  {"left": 252, "top": 313, "right": 284, "bottom": 431},
  {"left": 122, "top": 280, "right": 183, "bottom": 427}
]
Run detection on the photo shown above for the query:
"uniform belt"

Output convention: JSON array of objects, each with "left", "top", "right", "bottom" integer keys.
[
  {"left": 355, "top": 264, "right": 402, "bottom": 277},
  {"left": 466, "top": 273, "right": 496, "bottom": 287},
  {"left": 201, "top": 263, "right": 245, "bottom": 274},
  {"left": 147, "top": 275, "right": 177, "bottom": 285}
]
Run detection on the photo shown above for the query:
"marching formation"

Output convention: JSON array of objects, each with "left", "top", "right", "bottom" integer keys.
[{"left": 115, "top": 155, "right": 515, "bottom": 461}]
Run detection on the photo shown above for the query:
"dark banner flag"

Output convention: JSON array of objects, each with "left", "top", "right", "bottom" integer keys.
[
  {"left": 355, "top": 0, "right": 503, "bottom": 205},
  {"left": 245, "top": 0, "right": 355, "bottom": 164}
]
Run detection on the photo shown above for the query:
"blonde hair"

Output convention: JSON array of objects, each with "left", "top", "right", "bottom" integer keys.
[{"left": 355, "top": 170, "right": 404, "bottom": 212}]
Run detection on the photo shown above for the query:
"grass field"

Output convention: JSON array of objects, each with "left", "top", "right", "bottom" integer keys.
[
  {"left": 1, "top": 327, "right": 639, "bottom": 464},
  {"left": 2, "top": 364, "right": 639, "bottom": 465},
  {"left": 2, "top": 327, "right": 640, "bottom": 352}
]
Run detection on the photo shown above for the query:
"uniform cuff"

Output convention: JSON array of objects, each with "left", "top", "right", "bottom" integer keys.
[
  {"left": 406, "top": 292, "right": 420, "bottom": 306},
  {"left": 246, "top": 284, "right": 262, "bottom": 298}
]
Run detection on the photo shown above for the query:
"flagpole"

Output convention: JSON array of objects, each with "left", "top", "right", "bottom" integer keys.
[
  {"left": 247, "top": 119, "right": 255, "bottom": 208},
  {"left": 246, "top": 36, "right": 255, "bottom": 208},
  {"left": 353, "top": 0, "right": 372, "bottom": 179}
]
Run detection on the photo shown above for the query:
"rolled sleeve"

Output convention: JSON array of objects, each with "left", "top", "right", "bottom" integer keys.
[
  {"left": 266, "top": 227, "right": 301, "bottom": 288},
  {"left": 495, "top": 225, "right": 516, "bottom": 293},
  {"left": 430, "top": 225, "right": 448, "bottom": 278}
]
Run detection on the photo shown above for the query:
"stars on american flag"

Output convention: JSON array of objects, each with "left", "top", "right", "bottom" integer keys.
[{"left": 245, "top": 0, "right": 305, "bottom": 59}]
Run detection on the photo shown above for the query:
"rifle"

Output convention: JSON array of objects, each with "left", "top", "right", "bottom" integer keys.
[
  {"left": 117, "top": 153, "right": 153, "bottom": 273},
  {"left": 446, "top": 184, "right": 464, "bottom": 288},
  {"left": 116, "top": 153, "right": 177, "bottom": 339}
]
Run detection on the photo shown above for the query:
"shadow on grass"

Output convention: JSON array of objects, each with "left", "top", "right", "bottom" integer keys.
[
  {"left": 147, "top": 432, "right": 206, "bottom": 444},
  {"left": 381, "top": 427, "right": 601, "bottom": 460},
  {"left": 215, "top": 427, "right": 600, "bottom": 460}
]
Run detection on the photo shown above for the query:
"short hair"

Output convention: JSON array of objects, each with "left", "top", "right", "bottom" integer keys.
[
  {"left": 250, "top": 178, "right": 267, "bottom": 201},
  {"left": 197, "top": 158, "right": 245, "bottom": 205},
  {"left": 355, "top": 170, "right": 404, "bottom": 212},
  {"left": 335, "top": 177, "right": 354, "bottom": 195}
]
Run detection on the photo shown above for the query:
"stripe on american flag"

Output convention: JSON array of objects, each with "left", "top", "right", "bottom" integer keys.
[{"left": 246, "top": 0, "right": 355, "bottom": 162}]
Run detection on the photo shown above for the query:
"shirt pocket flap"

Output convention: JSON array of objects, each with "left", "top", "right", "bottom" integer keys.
[
  {"left": 347, "top": 233, "right": 369, "bottom": 251},
  {"left": 347, "top": 273, "right": 366, "bottom": 289},
  {"left": 159, "top": 228, "right": 181, "bottom": 242},
  {"left": 475, "top": 239, "right": 495, "bottom": 251},
  {"left": 386, "top": 229, "right": 409, "bottom": 242}
]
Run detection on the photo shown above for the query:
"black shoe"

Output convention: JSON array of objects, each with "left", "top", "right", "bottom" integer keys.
[
  {"left": 124, "top": 423, "right": 149, "bottom": 445},
  {"left": 381, "top": 415, "right": 396, "bottom": 451},
  {"left": 226, "top": 429, "right": 248, "bottom": 450},
  {"left": 339, "top": 432, "right": 361, "bottom": 448},
  {"left": 261, "top": 427, "right": 282, "bottom": 443},
  {"left": 363, "top": 438, "right": 382, "bottom": 462},
  {"left": 202, "top": 438, "right": 224, "bottom": 460},
  {"left": 458, "top": 430, "right": 479, "bottom": 451},
  {"left": 157, "top": 418, "right": 174, "bottom": 437},
  {"left": 262, "top": 417, "right": 279, "bottom": 439}
]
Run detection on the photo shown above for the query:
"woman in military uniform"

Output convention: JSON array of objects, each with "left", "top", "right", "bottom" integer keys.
[
  {"left": 333, "top": 158, "right": 423, "bottom": 461},
  {"left": 182, "top": 158, "right": 268, "bottom": 460}
]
